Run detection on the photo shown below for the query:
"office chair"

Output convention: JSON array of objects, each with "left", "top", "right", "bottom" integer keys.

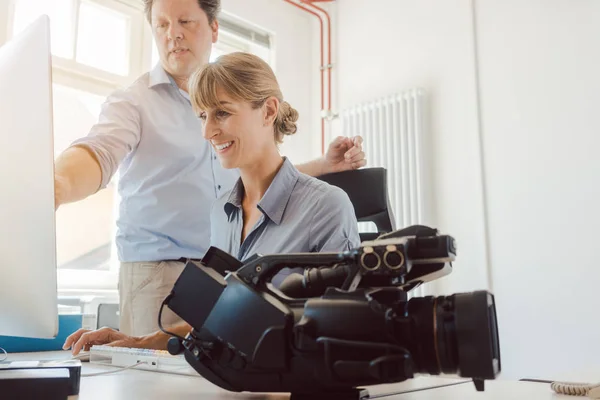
[
  {"left": 96, "top": 303, "right": 120, "bottom": 330},
  {"left": 316, "top": 167, "right": 396, "bottom": 242}
]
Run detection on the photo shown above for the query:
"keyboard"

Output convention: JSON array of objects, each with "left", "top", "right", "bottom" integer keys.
[{"left": 89, "top": 345, "right": 199, "bottom": 377}]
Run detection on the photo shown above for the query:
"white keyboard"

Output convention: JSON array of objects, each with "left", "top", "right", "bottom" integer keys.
[{"left": 89, "top": 345, "right": 199, "bottom": 377}]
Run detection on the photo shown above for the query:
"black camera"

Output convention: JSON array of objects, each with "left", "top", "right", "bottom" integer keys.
[{"left": 164, "top": 225, "right": 501, "bottom": 399}]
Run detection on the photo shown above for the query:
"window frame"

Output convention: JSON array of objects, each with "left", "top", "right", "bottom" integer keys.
[
  {"left": 217, "top": 11, "right": 274, "bottom": 68},
  {"left": 3, "top": 1, "right": 275, "bottom": 294},
  {"left": 6, "top": 0, "right": 147, "bottom": 97},
  {"left": 4, "top": 0, "right": 148, "bottom": 292}
]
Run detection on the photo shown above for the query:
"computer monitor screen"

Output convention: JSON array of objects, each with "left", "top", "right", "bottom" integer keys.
[{"left": 0, "top": 15, "right": 58, "bottom": 338}]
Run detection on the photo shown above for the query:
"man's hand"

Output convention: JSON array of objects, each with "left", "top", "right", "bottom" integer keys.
[
  {"left": 295, "top": 135, "right": 366, "bottom": 177},
  {"left": 63, "top": 327, "right": 145, "bottom": 355},
  {"left": 322, "top": 136, "right": 366, "bottom": 174},
  {"left": 52, "top": 145, "right": 103, "bottom": 209},
  {"left": 54, "top": 174, "right": 70, "bottom": 210}
]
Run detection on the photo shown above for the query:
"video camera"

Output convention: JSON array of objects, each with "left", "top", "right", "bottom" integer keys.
[{"left": 163, "top": 225, "right": 501, "bottom": 399}]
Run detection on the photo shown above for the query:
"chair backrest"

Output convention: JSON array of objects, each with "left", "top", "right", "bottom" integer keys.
[
  {"left": 97, "top": 303, "right": 120, "bottom": 330},
  {"left": 316, "top": 167, "right": 396, "bottom": 241}
]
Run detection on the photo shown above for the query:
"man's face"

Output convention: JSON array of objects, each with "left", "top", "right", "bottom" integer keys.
[{"left": 151, "top": 0, "right": 218, "bottom": 79}]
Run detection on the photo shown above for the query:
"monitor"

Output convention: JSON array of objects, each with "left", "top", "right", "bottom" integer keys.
[{"left": 0, "top": 15, "right": 58, "bottom": 338}]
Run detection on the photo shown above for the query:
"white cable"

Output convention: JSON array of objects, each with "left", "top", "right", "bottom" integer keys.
[
  {"left": 551, "top": 381, "right": 600, "bottom": 398},
  {"left": 81, "top": 361, "right": 148, "bottom": 377},
  {"left": 0, "top": 348, "right": 146, "bottom": 378}
]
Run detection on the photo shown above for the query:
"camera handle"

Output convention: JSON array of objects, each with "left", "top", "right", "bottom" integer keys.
[{"left": 236, "top": 251, "right": 359, "bottom": 288}]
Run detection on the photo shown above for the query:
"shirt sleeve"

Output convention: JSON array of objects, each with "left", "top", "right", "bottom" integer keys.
[
  {"left": 309, "top": 186, "right": 361, "bottom": 253},
  {"left": 70, "top": 88, "right": 141, "bottom": 189}
]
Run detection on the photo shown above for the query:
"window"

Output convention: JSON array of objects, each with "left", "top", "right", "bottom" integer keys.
[
  {"left": 11, "top": 0, "right": 74, "bottom": 59},
  {"left": 76, "top": 2, "right": 131, "bottom": 76},
  {"left": 9, "top": 0, "right": 145, "bottom": 87},
  {"left": 150, "top": 12, "right": 273, "bottom": 68},
  {"left": 52, "top": 84, "right": 114, "bottom": 274},
  {"left": 7, "top": 0, "right": 146, "bottom": 292},
  {"left": 5, "top": 1, "right": 274, "bottom": 294},
  {"left": 217, "top": 13, "right": 272, "bottom": 65}
]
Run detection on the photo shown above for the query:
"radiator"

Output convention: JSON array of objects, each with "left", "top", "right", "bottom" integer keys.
[{"left": 339, "top": 89, "right": 426, "bottom": 232}]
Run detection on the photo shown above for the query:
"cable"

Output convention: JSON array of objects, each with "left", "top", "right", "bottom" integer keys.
[
  {"left": 1, "top": 347, "right": 148, "bottom": 379},
  {"left": 158, "top": 295, "right": 214, "bottom": 360},
  {"left": 81, "top": 361, "right": 148, "bottom": 377},
  {"left": 71, "top": 353, "right": 90, "bottom": 361},
  {"left": 158, "top": 294, "right": 190, "bottom": 344},
  {"left": 550, "top": 381, "right": 600, "bottom": 398}
]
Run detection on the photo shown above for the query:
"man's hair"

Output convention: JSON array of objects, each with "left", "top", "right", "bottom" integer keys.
[{"left": 143, "top": 0, "right": 221, "bottom": 24}]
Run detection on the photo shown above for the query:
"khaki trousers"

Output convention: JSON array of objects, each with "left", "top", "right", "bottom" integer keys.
[{"left": 118, "top": 261, "right": 185, "bottom": 336}]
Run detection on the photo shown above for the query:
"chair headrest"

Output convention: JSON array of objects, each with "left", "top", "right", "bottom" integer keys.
[{"left": 316, "top": 167, "right": 390, "bottom": 220}]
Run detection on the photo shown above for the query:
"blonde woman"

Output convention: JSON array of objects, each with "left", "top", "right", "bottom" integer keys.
[
  {"left": 190, "top": 52, "right": 360, "bottom": 287},
  {"left": 64, "top": 52, "right": 360, "bottom": 353}
]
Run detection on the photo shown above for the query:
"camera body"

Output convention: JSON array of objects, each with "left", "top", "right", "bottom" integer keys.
[{"left": 165, "top": 226, "right": 501, "bottom": 399}]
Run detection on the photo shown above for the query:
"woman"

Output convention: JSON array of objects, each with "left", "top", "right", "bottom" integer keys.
[
  {"left": 190, "top": 52, "right": 360, "bottom": 287},
  {"left": 63, "top": 52, "right": 361, "bottom": 354}
]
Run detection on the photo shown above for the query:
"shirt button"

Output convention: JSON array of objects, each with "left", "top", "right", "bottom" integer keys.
[
  {"left": 217, "top": 185, "right": 221, "bottom": 190},
  {"left": 213, "top": 155, "right": 217, "bottom": 160}
]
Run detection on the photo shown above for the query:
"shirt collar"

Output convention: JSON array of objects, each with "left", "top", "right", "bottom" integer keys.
[
  {"left": 148, "top": 63, "right": 192, "bottom": 102},
  {"left": 148, "top": 63, "right": 179, "bottom": 89},
  {"left": 224, "top": 179, "right": 245, "bottom": 220},
  {"left": 224, "top": 157, "right": 299, "bottom": 225}
]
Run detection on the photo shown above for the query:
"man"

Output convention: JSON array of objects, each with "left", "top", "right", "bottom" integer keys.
[{"left": 56, "top": 0, "right": 365, "bottom": 337}]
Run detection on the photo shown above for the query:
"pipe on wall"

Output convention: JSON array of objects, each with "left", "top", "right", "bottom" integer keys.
[{"left": 283, "top": 0, "right": 334, "bottom": 155}]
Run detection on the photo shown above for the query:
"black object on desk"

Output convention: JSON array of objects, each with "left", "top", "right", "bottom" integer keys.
[
  {"left": 165, "top": 226, "right": 502, "bottom": 400},
  {"left": 0, "top": 359, "right": 81, "bottom": 396},
  {"left": 0, "top": 368, "right": 70, "bottom": 400}
]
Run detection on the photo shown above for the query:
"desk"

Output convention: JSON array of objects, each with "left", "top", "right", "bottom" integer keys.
[
  {"left": 8, "top": 351, "right": 470, "bottom": 400},
  {"left": 6, "top": 351, "right": 585, "bottom": 399},
  {"left": 393, "top": 380, "right": 577, "bottom": 399}
]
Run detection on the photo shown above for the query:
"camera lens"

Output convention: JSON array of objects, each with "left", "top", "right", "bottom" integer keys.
[{"left": 405, "top": 291, "right": 501, "bottom": 379}]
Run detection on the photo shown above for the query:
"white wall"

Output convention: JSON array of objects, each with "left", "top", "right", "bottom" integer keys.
[
  {"left": 335, "top": 0, "right": 600, "bottom": 381},
  {"left": 335, "top": 0, "right": 490, "bottom": 295},
  {"left": 221, "top": 0, "right": 317, "bottom": 164},
  {"left": 475, "top": 0, "right": 600, "bottom": 380}
]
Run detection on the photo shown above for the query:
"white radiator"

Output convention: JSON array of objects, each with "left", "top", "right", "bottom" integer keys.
[{"left": 339, "top": 89, "right": 426, "bottom": 231}]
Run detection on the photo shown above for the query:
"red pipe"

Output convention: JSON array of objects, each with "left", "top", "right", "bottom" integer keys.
[
  {"left": 283, "top": 0, "right": 326, "bottom": 155},
  {"left": 301, "top": 1, "right": 332, "bottom": 114}
]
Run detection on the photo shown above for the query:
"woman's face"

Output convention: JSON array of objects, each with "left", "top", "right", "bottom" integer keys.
[{"left": 199, "top": 88, "right": 278, "bottom": 169}]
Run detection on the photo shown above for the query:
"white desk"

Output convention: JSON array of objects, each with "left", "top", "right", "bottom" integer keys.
[
  {"left": 8, "top": 351, "right": 471, "bottom": 400},
  {"left": 394, "top": 379, "right": 578, "bottom": 399},
  {"left": 6, "top": 351, "right": 587, "bottom": 399}
]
